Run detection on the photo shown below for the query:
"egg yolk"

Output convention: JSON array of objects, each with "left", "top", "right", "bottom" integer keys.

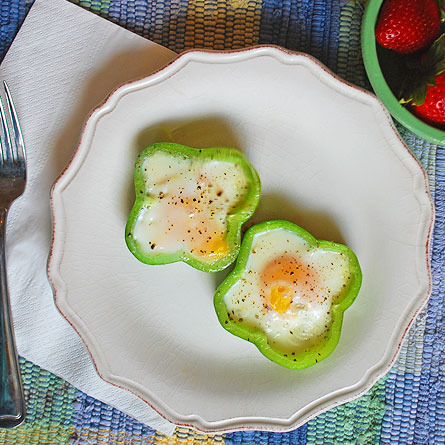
[
  {"left": 269, "top": 285, "right": 293, "bottom": 313},
  {"left": 261, "top": 254, "right": 320, "bottom": 313},
  {"left": 160, "top": 192, "right": 230, "bottom": 259},
  {"left": 199, "top": 236, "right": 230, "bottom": 259}
]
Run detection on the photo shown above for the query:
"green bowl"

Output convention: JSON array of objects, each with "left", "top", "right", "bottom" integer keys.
[{"left": 362, "top": 0, "right": 445, "bottom": 145}]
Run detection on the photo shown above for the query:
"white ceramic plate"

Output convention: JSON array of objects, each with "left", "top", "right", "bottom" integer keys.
[{"left": 48, "top": 46, "right": 433, "bottom": 433}]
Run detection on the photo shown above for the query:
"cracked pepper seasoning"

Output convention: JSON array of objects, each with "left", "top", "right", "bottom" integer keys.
[
  {"left": 214, "top": 220, "right": 362, "bottom": 369},
  {"left": 125, "top": 142, "right": 261, "bottom": 272}
]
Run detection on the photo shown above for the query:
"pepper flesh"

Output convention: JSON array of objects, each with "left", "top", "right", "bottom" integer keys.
[
  {"left": 125, "top": 142, "right": 261, "bottom": 272},
  {"left": 213, "top": 220, "right": 362, "bottom": 369}
]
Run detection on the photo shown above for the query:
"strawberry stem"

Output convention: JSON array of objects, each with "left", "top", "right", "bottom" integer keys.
[
  {"left": 439, "top": 0, "right": 445, "bottom": 20},
  {"left": 399, "top": 33, "right": 445, "bottom": 105}
]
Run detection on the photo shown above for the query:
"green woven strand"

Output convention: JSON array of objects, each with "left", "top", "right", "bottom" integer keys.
[
  {"left": 337, "top": 1, "right": 370, "bottom": 90},
  {"left": 305, "top": 376, "right": 387, "bottom": 444},
  {"left": 69, "top": 0, "right": 111, "bottom": 18},
  {"left": 0, "top": 358, "right": 76, "bottom": 444},
  {"left": 183, "top": 0, "right": 261, "bottom": 50},
  {"left": 164, "top": 427, "right": 225, "bottom": 444}
]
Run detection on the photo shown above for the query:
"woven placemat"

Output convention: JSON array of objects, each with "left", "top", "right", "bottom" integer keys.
[{"left": 0, "top": 0, "right": 443, "bottom": 443}]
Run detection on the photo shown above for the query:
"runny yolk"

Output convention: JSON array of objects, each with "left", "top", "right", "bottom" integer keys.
[
  {"left": 270, "top": 285, "right": 293, "bottom": 313},
  {"left": 260, "top": 254, "right": 320, "bottom": 313}
]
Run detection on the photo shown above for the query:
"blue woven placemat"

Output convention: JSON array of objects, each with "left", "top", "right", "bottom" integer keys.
[{"left": 0, "top": 1, "right": 443, "bottom": 443}]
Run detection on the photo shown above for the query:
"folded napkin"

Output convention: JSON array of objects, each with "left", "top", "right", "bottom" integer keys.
[{"left": 0, "top": 0, "right": 177, "bottom": 435}]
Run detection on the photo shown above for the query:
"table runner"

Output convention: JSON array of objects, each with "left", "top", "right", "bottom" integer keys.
[{"left": 0, "top": 0, "right": 443, "bottom": 443}]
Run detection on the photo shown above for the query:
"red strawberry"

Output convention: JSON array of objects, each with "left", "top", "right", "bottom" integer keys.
[
  {"left": 400, "top": 34, "right": 445, "bottom": 126},
  {"left": 410, "top": 72, "right": 445, "bottom": 126},
  {"left": 375, "top": 0, "right": 441, "bottom": 54}
]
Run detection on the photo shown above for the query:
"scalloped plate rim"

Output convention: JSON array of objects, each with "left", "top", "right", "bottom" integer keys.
[{"left": 48, "top": 46, "right": 434, "bottom": 433}]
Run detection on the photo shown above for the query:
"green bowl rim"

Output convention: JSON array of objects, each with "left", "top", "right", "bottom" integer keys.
[{"left": 361, "top": 0, "right": 445, "bottom": 146}]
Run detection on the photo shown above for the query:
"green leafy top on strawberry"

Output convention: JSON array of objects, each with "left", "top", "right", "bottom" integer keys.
[
  {"left": 439, "top": 0, "right": 445, "bottom": 33},
  {"left": 440, "top": 0, "right": 445, "bottom": 19},
  {"left": 400, "top": 33, "right": 445, "bottom": 105}
]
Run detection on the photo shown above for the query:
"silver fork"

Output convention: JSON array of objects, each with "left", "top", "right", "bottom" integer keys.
[{"left": 0, "top": 81, "right": 26, "bottom": 427}]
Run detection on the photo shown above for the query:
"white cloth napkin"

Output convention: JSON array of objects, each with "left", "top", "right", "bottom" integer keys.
[{"left": 0, "top": 0, "right": 178, "bottom": 435}]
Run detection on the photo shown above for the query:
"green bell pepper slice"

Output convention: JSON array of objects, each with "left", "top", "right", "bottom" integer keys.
[
  {"left": 214, "top": 220, "right": 362, "bottom": 369},
  {"left": 125, "top": 142, "right": 261, "bottom": 272}
]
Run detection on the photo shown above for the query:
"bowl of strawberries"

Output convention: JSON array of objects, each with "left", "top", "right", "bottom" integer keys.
[{"left": 362, "top": 0, "right": 445, "bottom": 145}]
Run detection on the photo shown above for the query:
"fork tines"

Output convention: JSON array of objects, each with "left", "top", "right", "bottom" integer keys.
[{"left": 0, "top": 82, "right": 25, "bottom": 167}]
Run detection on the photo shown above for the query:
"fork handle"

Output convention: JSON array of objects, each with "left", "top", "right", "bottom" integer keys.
[{"left": 0, "top": 208, "right": 25, "bottom": 427}]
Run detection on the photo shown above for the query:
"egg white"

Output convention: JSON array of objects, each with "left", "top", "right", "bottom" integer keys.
[
  {"left": 132, "top": 151, "right": 249, "bottom": 260},
  {"left": 223, "top": 228, "right": 352, "bottom": 353}
]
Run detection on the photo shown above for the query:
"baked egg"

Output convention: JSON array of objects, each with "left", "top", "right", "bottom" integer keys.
[
  {"left": 125, "top": 143, "right": 261, "bottom": 272},
  {"left": 214, "top": 220, "right": 362, "bottom": 368}
]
